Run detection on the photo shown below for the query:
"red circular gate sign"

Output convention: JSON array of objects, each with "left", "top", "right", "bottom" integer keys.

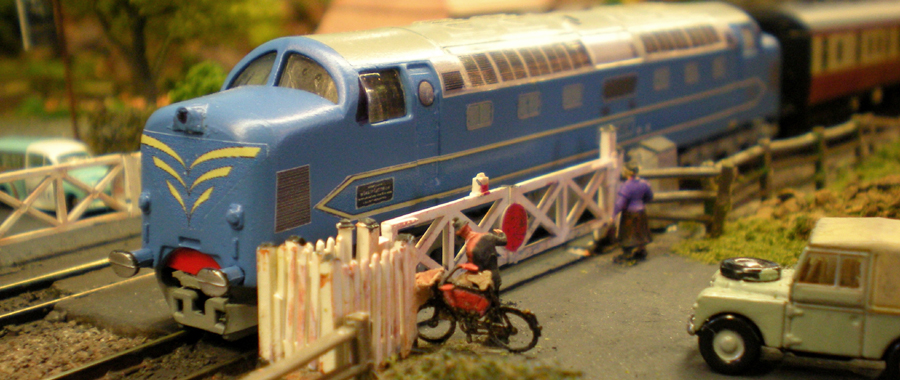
[{"left": 501, "top": 203, "right": 527, "bottom": 252}]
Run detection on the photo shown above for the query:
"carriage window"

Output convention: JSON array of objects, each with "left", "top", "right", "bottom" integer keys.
[
  {"left": 279, "top": 54, "right": 339, "bottom": 104},
  {"left": 653, "top": 67, "right": 670, "bottom": 91},
  {"left": 229, "top": 52, "right": 277, "bottom": 88},
  {"left": 603, "top": 75, "right": 637, "bottom": 100},
  {"left": 685, "top": 62, "right": 699, "bottom": 85},
  {"left": 466, "top": 101, "right": 493, "bottom": 130},
  {"left": 563, "top": 84, "right": 583, "bottom": 110},
  {"left": 518, "top": 92, "right": 541, "bottom": 119},
  {"left": 357, "top": 69, "right": 406, "bottom": 124}
]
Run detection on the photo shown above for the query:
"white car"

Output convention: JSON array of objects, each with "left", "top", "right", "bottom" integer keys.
[{"left": 688, "top": 217, "right": 900, "bottom": 378}]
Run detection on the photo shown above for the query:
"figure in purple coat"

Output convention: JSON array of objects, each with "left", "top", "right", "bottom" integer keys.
[{"left": 613, "top": 161, "right": 654, "bottom": 263}]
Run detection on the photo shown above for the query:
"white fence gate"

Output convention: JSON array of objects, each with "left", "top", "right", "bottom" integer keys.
[{"left": 381, "top": 127, "right": 619, "bottom": 270}]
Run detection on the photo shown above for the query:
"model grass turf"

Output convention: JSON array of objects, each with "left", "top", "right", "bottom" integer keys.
[
  {"left": 674, "top": 140, "right": 900, "bottom": 267},
  {"left": 378, "top": 344, "right": 582, "bottom": 380}
]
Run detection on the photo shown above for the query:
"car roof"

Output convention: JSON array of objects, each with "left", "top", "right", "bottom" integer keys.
[
  {"left": 808, "top": 217, "right": 900, "bottom": 253},
  {"left": 0, "top": 137, "right": 90, "bottom": 157}
]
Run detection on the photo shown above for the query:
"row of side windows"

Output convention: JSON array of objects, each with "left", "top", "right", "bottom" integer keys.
[
  {"left": 653, "top": 58, "right": 727, "bottom": 91},
  {"left": 466, "top": 57, "right": 727, "bottom": 130},
  {"left": 464, "top": 82, "right": 595, "bottom": 130}
]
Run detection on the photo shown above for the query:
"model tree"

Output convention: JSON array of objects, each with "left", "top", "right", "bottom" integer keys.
[{"left": 62, "top": 0, "right": 282, "bottom": 102}]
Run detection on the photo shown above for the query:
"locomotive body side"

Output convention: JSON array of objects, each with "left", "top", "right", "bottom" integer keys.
[{"left": 112, "top": 1, "right": 780, "bottom": 338}]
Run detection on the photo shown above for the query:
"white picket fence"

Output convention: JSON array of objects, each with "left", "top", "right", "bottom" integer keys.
[
  {"left": 256, "top": 225, "right": 418, "bottom": 372},
  {"left": 0, "top": 152, "right": 142, "bottom": 246}
]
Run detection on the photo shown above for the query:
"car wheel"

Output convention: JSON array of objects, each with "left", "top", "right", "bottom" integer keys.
[
  {"left": 698, "top": 315, "right": 761, "bottom": 375},
  {"left": 883, "top": 341, "right": 900, "bottom": 380}
]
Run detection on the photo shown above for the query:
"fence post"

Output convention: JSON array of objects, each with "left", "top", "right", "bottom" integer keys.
[
  {"left": 701, "top": 161, "right": 716, "bottom": 235},
  {"left": 854, "top": 114, "right": 870, "bottom": 161},
  {"left": 759, "top": 137, "right": 773, "bottom": 201},
  {"left": 709, "top": 160, "right": 734, "bottom": 238},
  {"left": 813, "top": 126, "right": 826, "bottom": 190}
]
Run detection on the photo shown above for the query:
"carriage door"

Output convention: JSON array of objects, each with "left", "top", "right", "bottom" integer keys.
[{"left": 408, "top": 63, "right": 441, "bottom": 193}]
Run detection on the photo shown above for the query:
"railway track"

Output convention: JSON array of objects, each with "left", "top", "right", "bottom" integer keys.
[
  {"left": 0, "top": 258, "right": 109, "bottom": 298},
  {"left": 43, "top": 330, "right": 260, "bottom": 380},
  {"left": 0, "top": 272, "right": 154, "bottom": 327}
]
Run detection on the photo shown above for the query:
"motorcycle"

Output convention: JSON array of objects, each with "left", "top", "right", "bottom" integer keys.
[{"left": 416, "top": 263, "right": 542, "bottom": 353}]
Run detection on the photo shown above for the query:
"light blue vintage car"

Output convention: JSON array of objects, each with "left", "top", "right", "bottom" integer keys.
[{"left": 0, "top": 137, "right": 109, "bottom": 212}]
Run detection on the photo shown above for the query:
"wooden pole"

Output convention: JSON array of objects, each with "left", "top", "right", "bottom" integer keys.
[
  {"left": 759, "top": 137, "right": 772, "bottom": 201},
  {"left": 813, "top": 126, "right": 826, "bottom": 190},
  {"left": 50, "top": 0, "right": 79, "bottom": 140},
  {"left": 710, "top": 160, "right": 734, "bottom": 238}
]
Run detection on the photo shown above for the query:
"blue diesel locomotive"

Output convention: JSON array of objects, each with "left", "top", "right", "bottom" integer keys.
[{"left": 110, "top": 2, "right": 779, "bottom": 338}]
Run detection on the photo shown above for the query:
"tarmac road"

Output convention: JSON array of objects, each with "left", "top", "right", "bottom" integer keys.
[{"left": 494, "top": 232, "right": 884, "bottom": 380}]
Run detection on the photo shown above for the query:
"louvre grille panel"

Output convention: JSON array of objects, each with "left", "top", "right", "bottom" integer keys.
[
  {"left": 442, "top": 71, "right": 465, "bottom": 91},
  {"left": 275, "top": 165, "right": 310, "bottom": 232},
  {"left": 460, "top": 55, "right": 485, "bottom": 87}
]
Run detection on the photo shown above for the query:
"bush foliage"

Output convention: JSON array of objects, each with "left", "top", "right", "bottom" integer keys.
[
  {"left": 168, "top": 61, "right": 227, "bottom": 103},
  {"left": 85, "top": 101, "right": 154, "bottom": 154}
]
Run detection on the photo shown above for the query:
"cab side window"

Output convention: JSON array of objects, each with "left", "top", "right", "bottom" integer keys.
[
  {"left": 357, "top": 69, "right": 406, "bottom": 124},
  {"left": 27, "top": 153, "right": 46, "bottom": 168}
]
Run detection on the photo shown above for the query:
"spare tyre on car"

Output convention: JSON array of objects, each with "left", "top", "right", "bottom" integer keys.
[{"left": 719, "top": 257, "right": 781, "bottom": 282}]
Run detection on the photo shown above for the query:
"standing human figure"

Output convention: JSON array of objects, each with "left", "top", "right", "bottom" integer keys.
[
  {"left": 453, "top": 218, "right": 507, "bottom": 300},
  {"left": 613, "top": 161, "right": 654, "bottom": 263}
]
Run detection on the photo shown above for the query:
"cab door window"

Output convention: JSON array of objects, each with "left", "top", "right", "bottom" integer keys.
[
  {"left": 357, "top": 69, "right": 406, "bottom": 124},
  {"left": 794, "top": 250, "right": 866, "bottom": 307}
]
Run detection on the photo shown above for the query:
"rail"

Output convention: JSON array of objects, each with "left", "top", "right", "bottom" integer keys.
[
  {"left": 0, "top": 152, "right": 141, "bottom": 246},
  {"left": 242, "top": 312, "right": 371, "bottom": 380}
]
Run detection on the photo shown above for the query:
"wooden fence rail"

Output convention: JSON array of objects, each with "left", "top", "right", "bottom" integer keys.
[
  {"left": 647, "top": 114, "right": 900, "bottom": 235},
  {"left": 0, "top": 152, "right": 141, "bottom": 246}
]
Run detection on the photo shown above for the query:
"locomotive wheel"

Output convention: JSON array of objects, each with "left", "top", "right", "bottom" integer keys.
[
  {"left": 489, "top": 307, "right": 541, "bottom": 353},
  {"left": 416, "top": 300, "right": 456, "bottom": 344},
  {"left": 697, "top": 315, "right": 761, "bottom": 375}
]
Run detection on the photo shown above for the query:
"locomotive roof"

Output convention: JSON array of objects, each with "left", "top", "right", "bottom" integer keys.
[
  {"left": 808, "top": 217, "right": 900, "bottom": 254},
  {"left": 775, "top": 1, "right": 900, "bottom": 32},
  {"left": 308, "top": 1, "right": 753, "bottom": 68}
]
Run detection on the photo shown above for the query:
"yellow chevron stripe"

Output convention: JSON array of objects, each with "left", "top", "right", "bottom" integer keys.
[
  {"left": 167, "top": 180, "right": 186, "bottom": 212},
  {"left": 154, "top": 157, "right": 186, "bottom": 188},
  {"left": 191, "top": 187, "right": 214, "bottom": 215},
  {"left": 190, "top": 147, "right": 261, "bottom": 168},
  {"left": 191, "top": 167, "right": 232, "bottom": 191},
  {"left": 142, "top": 135, "right": 186, "bottom": 168}
]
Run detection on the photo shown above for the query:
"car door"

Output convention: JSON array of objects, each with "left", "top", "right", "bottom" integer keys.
[{"left": 785, "top": 249, "right": 868, "bottom": 357}]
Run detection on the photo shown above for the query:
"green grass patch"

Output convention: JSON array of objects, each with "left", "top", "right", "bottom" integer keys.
[
  {"left": 673, "top": 219, "right": 807, "bottom": 267},
  {"left": 377, "top": 344, "right": 582, "bottom": 380}
]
